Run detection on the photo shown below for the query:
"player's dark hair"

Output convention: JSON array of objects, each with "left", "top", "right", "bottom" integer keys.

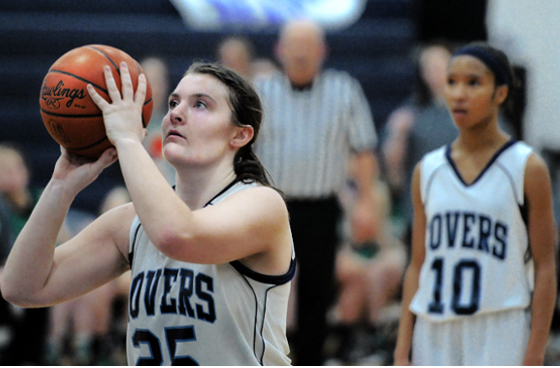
[
  {"left": 185, "top": 62, "right": 274, "bottom": 188},
  {"left": 452, "top": 42, "right": 518, "bottom": 107}
]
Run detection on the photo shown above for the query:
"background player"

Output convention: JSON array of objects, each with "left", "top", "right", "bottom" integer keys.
[
  {"left": 394, "top": 42, "right": 557, "bottom": 365},
  {"left": 0, "top": 61, "right": 294, "bottom": 365}
]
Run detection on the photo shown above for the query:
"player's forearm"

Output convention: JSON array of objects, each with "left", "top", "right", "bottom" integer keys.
[
  {"left": 0, "top": 179, "right": 72, "bottom": 306},
  {"left": 524, "top": 260, "right": 557, "bottom": 365},
  {"left": 115, "top": 139, "right": 195, "bottom": 249},
  {"left": 394, "top": 265, "right": 420, "bottom": 364}
]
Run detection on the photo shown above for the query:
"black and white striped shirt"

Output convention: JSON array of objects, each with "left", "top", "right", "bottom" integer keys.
[{"left": 253, "top": 69, "right": 377, "bottom": 199}]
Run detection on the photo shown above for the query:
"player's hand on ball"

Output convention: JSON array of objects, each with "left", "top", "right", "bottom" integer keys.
[
  {"left": 52, "top": 147, "right": 118, "bottom": 196},
  {"left": 87, "top": 62, "right": 147, "bottom": 147}
]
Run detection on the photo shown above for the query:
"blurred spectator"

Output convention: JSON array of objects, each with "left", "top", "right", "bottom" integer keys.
[
  {"left": 0, "top": 142, "right": 50, "bottom": 365},
  {"left": 253, "top": 19, "right": 379, "bottom": 365},
  {"left": 141, "top": 56, "right": 175, "bottom": 185},
  {"left": 216, "top": 36, "right": 255, "bottom": 79},
  {"left": 329, "top": 170, "right": 406, "bottom": 365},
  {"left": 0, "top": 197, "right": 12, "bottom": 264},
  {"left": 46, "top": 186, "right": 131, "bottom": 365},
  {"left": 381, "top": 42, "right": 456, "bottom": 240},
  {"left": 216, "top": 35, "right": 279, "bottom": 80},
  {"left": 0, "top": 196, "right": 12, "bottom": 359}
]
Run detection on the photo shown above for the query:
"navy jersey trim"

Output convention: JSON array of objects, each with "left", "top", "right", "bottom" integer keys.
[
  {"left": 258, "top": 287, "right": 274, "bottom": 365},
  {"left": 128, "top": 220, "right": 143, "bottom": 266},
  {"left": 520, "top": 200, "right": 532, "bottom": 263},
  {"left": 230, "top": 258, "right": 296, "bottom": 285},
  {"left": 495, "top": 160, "right": 521, "bottom": 203},
  {"left": 237, "top": 271, "right": 268, "bottom": 366},
  {"left": 445, "top": 139, "right": 517, "bottom": 186},
  {"left": 423, "top": 161, "right": 447, "bottom": 206},
  {"left": 203, "top": 178, "right": 242, "bottom": 208}
]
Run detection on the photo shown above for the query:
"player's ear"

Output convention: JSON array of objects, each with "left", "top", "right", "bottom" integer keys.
[
  {"left": 494, "top": 85, "right": 508, "bottom": 105},
  {"left": 230, "top": 125, "right": 254, "bottom": 148}
]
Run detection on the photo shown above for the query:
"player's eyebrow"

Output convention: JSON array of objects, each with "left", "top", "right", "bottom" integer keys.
[
  {"left": 168, "top": 92, "right": 217, "bottom": 104},
  {"left": 192, "top": 93, "right": 217, "bottom": 103}
]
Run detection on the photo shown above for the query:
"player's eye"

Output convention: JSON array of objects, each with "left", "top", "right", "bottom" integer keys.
[
  {"left": 194, "top": 100, "right": 207, "bottom": 109},
  {"left": 468, "top": 78, "right": 480, "bottom": 86}
]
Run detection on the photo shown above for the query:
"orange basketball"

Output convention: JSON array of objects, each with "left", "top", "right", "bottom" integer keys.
[{"left": 39, "top": 44, "right": 153, "bottom": 159}]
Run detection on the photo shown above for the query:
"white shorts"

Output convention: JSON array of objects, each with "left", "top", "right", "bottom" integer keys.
[{"left": 412, "top": 308, "right": 530, "bottom": 366}]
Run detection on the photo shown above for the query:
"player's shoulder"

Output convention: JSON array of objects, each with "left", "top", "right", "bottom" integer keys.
[
  {"left": 420, "top": 145, "right": 448, "bottom": 170},
  {"left": 225, "top": 184, "right": 288, "bottom": 220},
  {"left": 524, "top": 150, "right": 550, "bottom": 181},
  {"left": 498, "top": 140, "right": 533, "bottom": 162},
  {"left": 226, "top": 184, "right": 286, "bottom": 209}
]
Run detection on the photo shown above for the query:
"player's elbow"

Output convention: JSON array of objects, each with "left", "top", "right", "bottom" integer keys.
[
  {"left": 152, "top": 227, "right": 194, "bottom": 261},
  {"left": 0, "top": 279, "right": 37, "bottom": 308},
  {"left": 535, "top": 256, "right": 557, "bottom": 288}
]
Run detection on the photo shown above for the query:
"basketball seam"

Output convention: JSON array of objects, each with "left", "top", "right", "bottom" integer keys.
[
  {"left": 40, "top": 108, "right": 102, "bottom": 118},
  {"left": 89, "top": 45, "right": 121, "bottom": 76},
  {"left": 69, "top": 136, "right": 109, "bottom": 151},
  {"left": 48, "top": 69, "right": 108, "bottom": 95}
]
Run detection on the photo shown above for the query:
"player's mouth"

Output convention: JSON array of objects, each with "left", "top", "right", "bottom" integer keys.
[
  {"left": 166, "top": 129, "right": 185, "bottom": 140},
  {"left": 451, "top": 108, "right": 467, "bottom": 119}
]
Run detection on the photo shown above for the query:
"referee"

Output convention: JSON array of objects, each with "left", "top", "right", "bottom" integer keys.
[{"left": 254, "top": 19, "right": 379, "bottom": 365}]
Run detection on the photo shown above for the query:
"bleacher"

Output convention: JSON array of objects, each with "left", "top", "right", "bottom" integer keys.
[{"left": 0, "top": 0, "right": 414, "bottom": 215}]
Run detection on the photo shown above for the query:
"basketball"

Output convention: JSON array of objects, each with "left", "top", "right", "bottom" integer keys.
[{"left": 39, "top": 44, "right": 153, "bottom": 159}]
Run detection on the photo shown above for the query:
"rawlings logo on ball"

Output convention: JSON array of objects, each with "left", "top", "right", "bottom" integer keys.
[
  {"left": 39, "top": 44, "right": 153, "bottom": 159},
  {"left": 41, "top": 80, "right": 87, "bottom": 109}
]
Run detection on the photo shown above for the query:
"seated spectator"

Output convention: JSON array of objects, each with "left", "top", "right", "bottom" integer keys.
[
  {"left": 0, "top": 142, "right": 50, "bottom": 365},
  {"left": 329, "top": 159, "right": 406, "bottom": 365}
]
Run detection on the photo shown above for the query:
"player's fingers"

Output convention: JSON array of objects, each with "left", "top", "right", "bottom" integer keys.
[
  {"left": 119, "top": 62, "right": 134, "bottom": 101},
  {"left": 87, "top": 84, "right": 110, "bottom": 109},
  {"left": 103, "top": 65, "right": 121, "bottom": 102},
  {"left": 97, "top": 147, "right": 118, "bottom": 169},
  {"left": 135, "top": 74, "right": 147, "bottom": 108}
]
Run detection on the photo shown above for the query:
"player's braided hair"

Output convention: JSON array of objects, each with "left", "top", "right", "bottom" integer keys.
[{"left": 185, "top": 62, "right": 274, "bottom": 188}]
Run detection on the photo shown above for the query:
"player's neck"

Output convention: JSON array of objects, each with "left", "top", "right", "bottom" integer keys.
[
  {"left": 174, "top": 166, "right": 237, "bottom": 210},
  {"left": 457, "top": 116, "right": 509, "bottom": 152}
]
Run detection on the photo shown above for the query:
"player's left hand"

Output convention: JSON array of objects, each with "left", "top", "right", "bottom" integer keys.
[
  {"left": 87, "top": 62, "right": 147, "bottom": 147},
  {"left": 51, "top": 147, "right": 117, "bottom": 197}
]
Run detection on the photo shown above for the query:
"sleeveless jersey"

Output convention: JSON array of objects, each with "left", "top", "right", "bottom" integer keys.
[
  {"left": 409, "top": 140, "right": 534, "bottom": 322},
  {"left": 126, "top": 181, "right": 295, "bottom": 365}
]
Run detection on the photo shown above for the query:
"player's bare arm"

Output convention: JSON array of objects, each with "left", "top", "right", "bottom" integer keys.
[
  {"left": 523, "top": 153, "right": 557, "bottom": 365},
  {"left": 394, "top": 163, "right": 425, "bottom": 365},
  {"left": 0, "top": 148, "right": 126, "bottom": 307}
]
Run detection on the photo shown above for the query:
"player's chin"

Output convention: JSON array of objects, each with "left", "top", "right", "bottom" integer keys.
[{"left": 161, "top": 144, "right": 183, "bottom": 166}]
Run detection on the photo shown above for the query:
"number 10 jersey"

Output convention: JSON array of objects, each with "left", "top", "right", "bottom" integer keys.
[{"left": 410, "top": 140, "right": 534, "bottom": 322}]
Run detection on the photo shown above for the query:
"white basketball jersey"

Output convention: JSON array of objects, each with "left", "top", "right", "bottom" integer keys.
[
  {"left": 126, "top": 180, "right": 295, "bottom": 365},
  {"left": 410, "top": 140, "right": 534, "bottom": 322}
]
